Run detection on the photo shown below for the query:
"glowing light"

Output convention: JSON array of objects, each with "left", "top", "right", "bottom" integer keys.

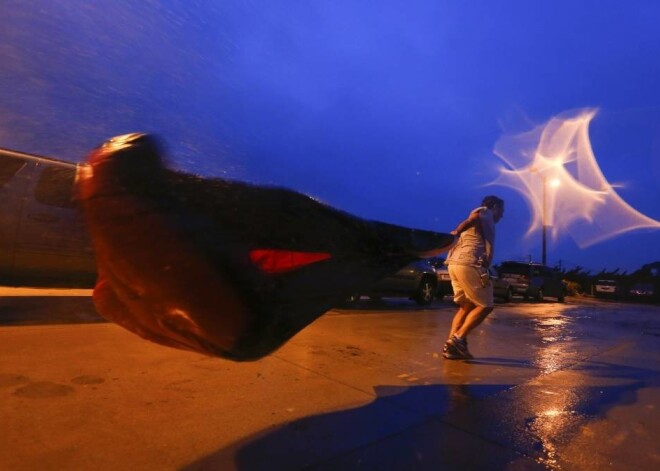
[
  {"left": 548, "top": 178, "right": 561, "bottom": 189},
  {"left": 492, "top": 109, "right": 660, "bottom": 248},
  {"left": 102, "top": 132, "right": 146, "bottom": 151}
]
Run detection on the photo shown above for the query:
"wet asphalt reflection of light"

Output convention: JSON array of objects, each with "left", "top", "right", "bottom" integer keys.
[
  {"left": 463, "top": 299, "right": 660, "bottom": 469},
  {"left": 1, "top": 291, "right": 658, "bottom": 470},
  {"left": 221, "top": 299, "right": 659, "bottom": 470}
]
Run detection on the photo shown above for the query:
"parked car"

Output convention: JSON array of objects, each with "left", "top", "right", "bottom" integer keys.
[
  {"left": 429, "top": 257, "right": 452, "bottom": 298},
  {"left": 594, "top": 279, "right": 619, "bottom": 299},
  {"left": 348, "top": 259, "right": 438, "bottom": 306},
  {"left": 429, "top": 257, "right": 513, "bottom": 302},
  {"left": 489, "top": 267, "right": 514, "bottom": 302},
  {"left": 0, "top": 147, "right": 96, "bottom": 287},
  {"left": 628, "top": 282, "right": 656, "bottom": 301},
  {"left": 498, "top": 261, "right": 565, "bottom": 302}
]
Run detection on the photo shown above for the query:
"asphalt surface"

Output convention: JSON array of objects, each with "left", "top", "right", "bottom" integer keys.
[{"left": 1, "top": 290, "right": 658, "bottom": 470}]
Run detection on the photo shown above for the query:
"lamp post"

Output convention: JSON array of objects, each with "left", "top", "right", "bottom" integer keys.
[{"left": 542, "top": 176, "right": 560, "bottom": 266}]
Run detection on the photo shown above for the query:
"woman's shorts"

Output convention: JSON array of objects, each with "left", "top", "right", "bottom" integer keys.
[{"left": 448, "top": 264, "right": 494, "bottom": 308}]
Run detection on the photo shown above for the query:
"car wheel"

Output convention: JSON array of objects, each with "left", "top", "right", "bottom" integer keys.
[
  {"left": 415, "top": 278, "right": 436, "bottom": 306},
  {"left": 535, "top": 289, "right": 544, "bottom": 302},
  {"left": 436, "top": 287, "right": 453, "bottom": 299},
  {"left": 504, "top": 287, "right": 513, "bottom": 303}
]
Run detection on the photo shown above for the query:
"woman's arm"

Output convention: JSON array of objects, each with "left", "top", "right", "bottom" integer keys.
[{"left": 451, "top": 209, "right": 482, "bottom": 236}]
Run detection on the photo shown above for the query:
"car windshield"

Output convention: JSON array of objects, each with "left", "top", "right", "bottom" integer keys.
[
  {"left": 35, "top": 166, "right": 78, "bottom": 208},
  {"left": 428, "top": 257, "right": 445, "bottom": 269},
  {"left": 0, "top": 154, "right": 26, "bottom": 187},
  {"left": 499, "top": 264, "right": 528, "bottom": 275},
  {"left": 633, "top": 283, "right": 653, "bottom": 290}
]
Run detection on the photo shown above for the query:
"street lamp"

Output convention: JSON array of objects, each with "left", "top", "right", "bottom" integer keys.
[{"left": 542, "top": 176, "right": 561, "bottom": 265}]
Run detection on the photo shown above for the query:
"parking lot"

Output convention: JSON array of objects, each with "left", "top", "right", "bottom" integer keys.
[{"left": 1, "top": 289, "right": 659, "bottom": 470}]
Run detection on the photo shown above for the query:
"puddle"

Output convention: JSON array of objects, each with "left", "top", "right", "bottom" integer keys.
[
  {"left": 14, "top": 381, "right": 75, "bottom": 398},
  {"left": 0, "top": 373, "right": 30, "bottom": 388}
]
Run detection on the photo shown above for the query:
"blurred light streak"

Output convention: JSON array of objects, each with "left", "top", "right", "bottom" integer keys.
[{"left": 492, "top": 109, "right": 660, "bottom": 248}]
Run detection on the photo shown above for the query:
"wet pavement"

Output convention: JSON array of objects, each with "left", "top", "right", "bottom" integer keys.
[{"left": 1, "top": 291, "right": 658, "bottom": 470}]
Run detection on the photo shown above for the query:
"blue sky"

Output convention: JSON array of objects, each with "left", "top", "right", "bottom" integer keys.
[{"left": 1, "top": 0, "right": 659, "bottom": 272}]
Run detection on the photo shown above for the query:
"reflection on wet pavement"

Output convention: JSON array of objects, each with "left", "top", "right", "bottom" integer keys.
[
  {"left": 189, "top": 301, "right": 658, "bottom": 469},
  {"left": 1, "top": 293, "right": 658, "bottom": 470},
  {"left": 479, "top": 301, "right": 660, "bottom": 469}
]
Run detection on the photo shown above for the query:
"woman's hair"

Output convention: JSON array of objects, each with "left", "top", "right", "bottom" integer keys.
[{"left": 481, "top": 195, "right": 504, "bottom": 209}]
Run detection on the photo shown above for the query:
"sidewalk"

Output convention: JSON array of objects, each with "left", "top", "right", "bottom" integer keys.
[{"left": 1, "top": 298, "right": 659, "bottom": 470}]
